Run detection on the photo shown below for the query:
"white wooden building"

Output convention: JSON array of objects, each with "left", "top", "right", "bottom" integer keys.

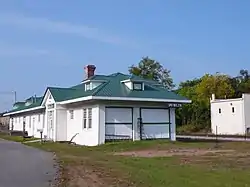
[
  {"left": 4, "top": 65, "right": 191, "bottom": 146},
  {"left": 210, "top": 93, "right": 250, "bottom": 135}
]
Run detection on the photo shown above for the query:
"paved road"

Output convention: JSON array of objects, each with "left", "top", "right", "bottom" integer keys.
[{"left": 0, "top": 139, "right": 57, "bottom": 187}]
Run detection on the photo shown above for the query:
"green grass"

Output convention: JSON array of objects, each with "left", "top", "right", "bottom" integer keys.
[
  {"left": 0, "top": 133, "right": 39, "bottom": 142},
  {"left": 29, "top": 140, "right": 250, "bottom": 187},
  {"left": 2, "top": 134, "right": 250, "bottom": 187}
]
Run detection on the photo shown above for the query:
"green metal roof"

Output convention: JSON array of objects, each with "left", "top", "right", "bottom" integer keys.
[
  {"left": 5, "top": 72, "right": 189, "bottom": 115},
  {"left": 7, "top": 97, "right": 43, "bottom": 113}
]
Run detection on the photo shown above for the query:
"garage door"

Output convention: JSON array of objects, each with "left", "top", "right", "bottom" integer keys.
[
  {"left": 105, "top": 107, "right": 133, "bottom": 140},
  {"left": 140, "top": 108, "right": 170, "bottom": 139}
]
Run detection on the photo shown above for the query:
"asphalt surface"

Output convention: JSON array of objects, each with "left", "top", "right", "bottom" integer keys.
[{"left": 0, "top": 139, "right": 57, "bottom": 187}]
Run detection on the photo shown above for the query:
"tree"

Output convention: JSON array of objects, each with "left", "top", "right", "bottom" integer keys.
[
  {"left": 231, "top": 69, "right": 250, "bottom": 97},
  {"left": 129, "top": 57, "right": 174, "bottom": 89},
  {"left": 176, "top": 73, "right": 235, "bottom": 133},
  {"left": 196, "top": 73, "right": 235, "bottom": 105},
  {"left": 176, "top": 78, "right": 210, "bottom": 132}
]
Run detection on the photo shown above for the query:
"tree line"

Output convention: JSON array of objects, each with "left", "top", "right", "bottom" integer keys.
[{"left": 129, "top": 57, "right": 250, "bottom": 133}]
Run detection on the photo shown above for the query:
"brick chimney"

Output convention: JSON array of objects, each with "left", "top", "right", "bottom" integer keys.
[{"left": 84, "top": 65, "right": 96, "bottom": 79}]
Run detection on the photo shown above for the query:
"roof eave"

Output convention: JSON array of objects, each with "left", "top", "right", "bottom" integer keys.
[
  {"left": 57, "top": 95, "right": 192, "bottom": 105},
  {"left": 3, "top": 106, "right": 45, "bottom": 116}
]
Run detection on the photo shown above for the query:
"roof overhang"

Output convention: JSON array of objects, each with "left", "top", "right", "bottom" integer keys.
[
  {"left": 58, "top": 95, "right": 192, "bottom": 105},
  {"left": 210, "top": 98, "right": 243, "bottom": 103},
  {"left": 3, "top": 106, "right": 45, "bottom": 116},
  {"left": 81, "top": 79, "right": 107, "bottom": 84}
]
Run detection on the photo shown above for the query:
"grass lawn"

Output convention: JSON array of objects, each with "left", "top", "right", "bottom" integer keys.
[
  {"left": 0, "top": 133, "right": 39, "bottom": 142},
  {"left": 26, "top": 140, "right": 250, "bottom": 187}
]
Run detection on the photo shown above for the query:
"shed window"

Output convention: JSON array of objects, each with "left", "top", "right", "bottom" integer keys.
[
  {"left": 133, "top": 83, "right": 143, "bottom": 90},
  {"left": 38, "top": 114, "right": 41, "bottom": 122},
  {"left": 219, "top": 108, "right": 221, "bottom": 113},
  {"left": 88, "top": 108, "right": 92, "bottom": 128},
  {"left": 69, "top": 110, "right": 74, "bottom": 119},
  {"left": 232, "top": 107, "right": 235, "bottom": 113},
  {"left": 83, "top": 108, "right": 87, "bottom": 129},
  {"left": 85, "top": 83, "right": 91, "bottom": 91}
]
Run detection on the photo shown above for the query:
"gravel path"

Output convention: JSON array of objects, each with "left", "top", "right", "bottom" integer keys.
[{"left": 0, "top": 139, "right": 57, "bottom": 187}]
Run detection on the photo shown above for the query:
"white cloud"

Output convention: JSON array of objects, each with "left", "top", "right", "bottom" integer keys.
[{"left": 0, "top": 13, "right": 137, "bottom": 48}]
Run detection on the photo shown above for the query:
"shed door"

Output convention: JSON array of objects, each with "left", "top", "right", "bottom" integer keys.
[
  {"left": 140, "top": 108, "right": 170, "bottom": 139},
  {"left": 105, "top": 107, "right": 133, "bottom": 140}
]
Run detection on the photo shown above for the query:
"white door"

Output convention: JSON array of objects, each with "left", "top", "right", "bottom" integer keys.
[
  {"left": 105, "top": 107, "right": 133, "bottom": 140},
  {"left": 140, "top": 108, "right": 170, "bottom": 139},
  {"left": 47, "top": 110, "right": 54, "bottom": 140}
]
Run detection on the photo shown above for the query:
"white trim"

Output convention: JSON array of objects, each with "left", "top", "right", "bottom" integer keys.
[
  {"left": 3, "top": 106, "right": 45, "bottom": 116},
  {"left": 58, "top": 96, "right": 93, "bottom": 104},
  {"left": 41, "top": 89, "right": 55, "bottom": 106},
  {"left": 210, "top": 98, "right": 243, "bottom": 103},
  {"left": 57, "top": 95, "right": 191, "bottom": 105},
  {"left": 82, "top": 79, "right": 107, "bottom": 84},
  {"left": 120, "top": 79, "right": 131, "bottom": 83},
  {"left": 92, "top": 96, "right": 191, "bottom": 103}
]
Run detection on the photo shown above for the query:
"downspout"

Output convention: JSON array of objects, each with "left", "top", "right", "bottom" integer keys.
[
  {"left": 168, "top": 108, "right": 171, "bottom": 140},
  {"left": 242, "top": 95, "right": 246, "bottom": 137}
]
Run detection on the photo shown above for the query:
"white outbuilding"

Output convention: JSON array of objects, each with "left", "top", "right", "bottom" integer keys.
[{"left": 210, "top": 93, "right": 250, "bottom": 135}]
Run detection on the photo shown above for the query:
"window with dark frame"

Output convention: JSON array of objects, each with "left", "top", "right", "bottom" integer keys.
[
  {"left": 83, "top": 108, "right": 87, "bottom": 129},
  {"left": 69, "top": 110, "right": 74, "bottom": 119},
  {"left": 219, "top": 108, "right": 221, "bottom": 114},
  {"left": 88, "top": 108, "right": 92, "bottom": 128},
  {"left": 133, "top": 82, "right": 143, "bottom": 90}
]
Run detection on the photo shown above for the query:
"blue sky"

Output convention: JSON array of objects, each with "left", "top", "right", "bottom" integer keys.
[{"left": 0, "top": 0, "right": 249, "bottom": 110}]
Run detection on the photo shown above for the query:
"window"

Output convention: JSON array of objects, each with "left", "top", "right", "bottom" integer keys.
[
  {"left": 19, "top": 117, "right": 21, "bottom": 123},
  {"left": 38, "top": 114, "right": 41, "bottom": 122},
  {"left": 219, "top": 108, "right": 221, "bottom": 114},
  {"left": 29, "top": 117, "right": 31, "bottom": 128},
  {"left": 88, "top": 108, "right": 92, "bottom": 128},
  {"left": 47, "top": 104, "right": 54, "bottom": 109},
  {"left": 15, "top": 118, "right": 17, "bottom": 123},
  {"left": 83, "top": 109, "right": 87, "bottom": 129},
  {"left": 69, "top": 110, "right": 74, "bottom": 119},
  {"left": 85, "top": 83, "right": 91, "bottom": 91},
  {"left": 232, "top": 107, "right": 235, "bottom": 113},
  {"left": 133, "top": 83, "right": 143, "bottom": 90}
]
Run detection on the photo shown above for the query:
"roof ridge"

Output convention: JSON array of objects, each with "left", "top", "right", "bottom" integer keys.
[
  {"left": 48, "top": 86, "right": 77, "bottom": 91},
  {"left": 108, "top": 72, "right": 128, "bottom": 77}
]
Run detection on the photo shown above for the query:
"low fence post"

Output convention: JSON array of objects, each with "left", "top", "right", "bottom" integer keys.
[{"left": 215, "top": 125, "right": 218, "bottom": 148}]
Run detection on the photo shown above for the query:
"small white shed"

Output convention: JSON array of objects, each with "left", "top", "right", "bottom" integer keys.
[{"left": 210, "top": 93, "right": 250, "bottom": 135}]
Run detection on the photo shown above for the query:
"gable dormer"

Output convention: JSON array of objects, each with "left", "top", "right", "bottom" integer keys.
[
  {"left": 13, "top": 102, "right": 25, "bottom": 109},
  {"left": 121, "top": 79, "right": 144, "bottom": 91},
  {"left": 83, "top": 80, "right": 105, "bottom": 91}
]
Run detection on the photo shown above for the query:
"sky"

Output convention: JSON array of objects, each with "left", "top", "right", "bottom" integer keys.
[{"left": 0, "top": 0, "right": 249, "bottom": 110}]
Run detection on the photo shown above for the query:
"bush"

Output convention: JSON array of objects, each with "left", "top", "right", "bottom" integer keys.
[{"left": 177, "top": 124, "right": 203, "bottom": 134}]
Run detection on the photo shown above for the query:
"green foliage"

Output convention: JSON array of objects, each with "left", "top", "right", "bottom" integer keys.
[
  {"left": 128, "top": 58, "right": 250, "bottom": 133},
  {"left": 129, "top": 56, "right": 174, "bottom": 89},
  {"left": 177, "top": 70, "right": 250, "bottom": 132}
]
